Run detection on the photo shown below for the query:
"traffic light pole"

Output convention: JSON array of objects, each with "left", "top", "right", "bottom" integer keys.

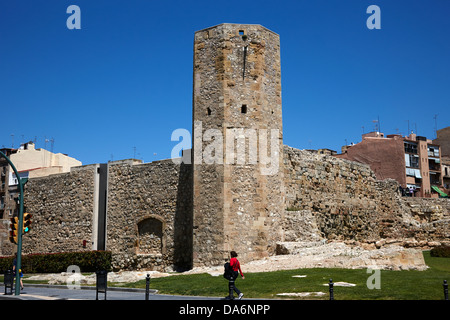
[{"left": 0, "top": 150, "right": 26, "bottom": 296}]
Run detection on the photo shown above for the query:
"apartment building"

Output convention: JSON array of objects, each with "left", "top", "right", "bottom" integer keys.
[
  {"left": 433, "top": 126, "right": 450, "bottom": 195},
  {"left": 336, "top": 131, "right": 445, "bottom": 198},
  {"left": 441, "top": 157, "right": 450, "bottom": 193}
]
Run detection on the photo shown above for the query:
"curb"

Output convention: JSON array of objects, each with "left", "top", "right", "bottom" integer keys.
[{"left": 0, "top": 283, "right": 158, "bottom": 294}]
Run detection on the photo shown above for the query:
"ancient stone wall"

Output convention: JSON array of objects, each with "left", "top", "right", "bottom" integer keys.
[
  {"left": 106, "top": 159, "right": 192, "bottom": 271},
  {"left": 5, "top": 159, "right": 193, "bottom": 273},
  {"left": 1, "top": 145, "right": 448, "bottom": 271},
  {"left": 282, "top": 145, "right": 449, "bottom": 247},
  {"left": 21, "top": 165, "right": 97, "bottom": 255},
  {"left": 399, "top": 197, "right": 450, "bottom": 246},
  {"left": 0, "top": 220, "right": 13, "bottom": 256}
]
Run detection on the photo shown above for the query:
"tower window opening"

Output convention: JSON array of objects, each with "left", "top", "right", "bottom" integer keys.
[
  {"left": 239, "top": 30, "right": 244, "bottom": 36},
  {"left": 207, "top": 107, "right": 212, "bottom": 116},
  {"left": 241, "top": 105, "right": 247, "bottom": 114}
]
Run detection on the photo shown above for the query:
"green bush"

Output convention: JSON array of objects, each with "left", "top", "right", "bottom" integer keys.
[
  {"left": 430, "top": 245, "right": 450, "bottom": 258},
  {"left": 0, "top": 251, "right": 111, "bottom": 274}
]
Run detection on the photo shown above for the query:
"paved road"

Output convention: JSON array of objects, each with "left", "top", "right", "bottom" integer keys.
[{"left": 0, "top": 284, "right": 221, "bottom": 300}]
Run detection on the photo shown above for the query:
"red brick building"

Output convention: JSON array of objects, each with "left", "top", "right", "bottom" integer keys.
[{"left": 336, "top": 132, "right": 445, "bottom": 198}]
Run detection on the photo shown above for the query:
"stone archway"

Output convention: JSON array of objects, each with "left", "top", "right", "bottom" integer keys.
[{"left": 137, "top": 216, "right": 165, "bottom": 255}]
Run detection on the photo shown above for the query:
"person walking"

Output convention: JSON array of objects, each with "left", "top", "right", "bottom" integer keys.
[{"left": 227, "top": 251, "right": 244, "bottom": 300}]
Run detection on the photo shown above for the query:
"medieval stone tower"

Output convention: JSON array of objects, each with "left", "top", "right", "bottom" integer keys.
[{"left": 192, "top": 23, "right": 285, "bottom": 266}]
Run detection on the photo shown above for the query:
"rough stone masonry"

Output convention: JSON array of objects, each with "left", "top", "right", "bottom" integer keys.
[
  {"left": 192, "top": 24, "right": 284, "bottom": 266},
  {"left": 1, "top": 24, "right": 448, "bottom": 272}
]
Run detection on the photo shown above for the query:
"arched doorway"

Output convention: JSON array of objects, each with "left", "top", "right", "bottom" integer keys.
[{"left": 137, "top": 216, "right": 165, "bottom": 255}]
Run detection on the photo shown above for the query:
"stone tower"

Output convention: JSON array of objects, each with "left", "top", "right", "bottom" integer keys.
[{"left": 192, "top": 23, "right": 284, "bottom": 266}]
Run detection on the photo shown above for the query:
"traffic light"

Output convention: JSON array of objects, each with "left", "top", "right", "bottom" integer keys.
[
  {"left": 9, "top": 216, "right": 19, "bottom": 244},
  {"left": 23, "top": 213, "right": 32, "bottom": 233}
]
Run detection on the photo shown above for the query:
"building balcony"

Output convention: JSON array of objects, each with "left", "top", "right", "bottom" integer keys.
[
  {"left": 430, "top": 178, "right": 442, "bottom": 186},
  {"left": 428, "top": 151, "right": 440, "bottom": 157}
]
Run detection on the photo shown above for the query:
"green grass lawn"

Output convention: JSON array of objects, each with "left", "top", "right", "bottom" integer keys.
[{"left": 119, "top": 251, "right": 449, "bottom": 300}]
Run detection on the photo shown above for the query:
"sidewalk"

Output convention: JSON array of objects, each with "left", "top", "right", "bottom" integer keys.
[{"left": 0, "top": 283, "right": 219, "bottom": 300}]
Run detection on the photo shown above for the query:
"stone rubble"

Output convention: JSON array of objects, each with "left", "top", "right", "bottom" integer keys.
[
  {"left": 277, "top": 292, "right": 326, "bottom": 297},
  {"left": 27, "top": 241, "right": 428, "bottom": 285}
]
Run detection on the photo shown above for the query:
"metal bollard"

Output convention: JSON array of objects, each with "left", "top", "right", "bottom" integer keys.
[
  {"left": 96, "top": 270, "right": 107, "bottom": 300},
  {"left": 444, "top": 280, "right": 448, "bottom": 301},
  {"left": 329, "top": 279, "right": 334, "bottom": 300},
  {"left": 145, "top": 274, "right": 150, "bottom": 300}
]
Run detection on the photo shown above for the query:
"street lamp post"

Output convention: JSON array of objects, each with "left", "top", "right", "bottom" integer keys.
[{"left": 0, "top": 150, "right": 27, "bottom": 296}]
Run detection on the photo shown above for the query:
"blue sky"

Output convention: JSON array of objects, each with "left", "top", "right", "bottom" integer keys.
[{"left": 1, "top": 0, "right": 449, "bottom": 165}]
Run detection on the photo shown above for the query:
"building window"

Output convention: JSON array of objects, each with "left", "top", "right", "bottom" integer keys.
[
  {"left": 411, "top": 155, "right": 419, "bottom": 168},
  {"left": 404, "top": 142, "right": 417, "bottom": 154},
  {"left": 239, "top": 30, "right": 244, "bottom": 36},
  {"left": 207, "top": 107, "right": 211, "bottom": 116},
  {"left": 405, "top": 154, "right": 419, "bottom": 168},
  {"left": 241, "top": 105, "right": 247, "bottom": 114}
]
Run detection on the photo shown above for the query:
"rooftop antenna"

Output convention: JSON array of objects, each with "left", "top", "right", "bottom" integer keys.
[
  {"left": 11, "top": 134, "right": 14, "bottom": 148},
  {"left": 372, "top": 119, "right": 379, "bottom": 132},
  {"left": 50, "top": 138, "right": 55, "bottom": 153}
]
